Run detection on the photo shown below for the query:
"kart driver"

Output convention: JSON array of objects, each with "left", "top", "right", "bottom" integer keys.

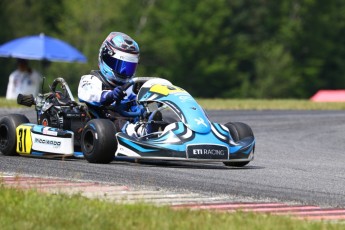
[{"left": 78, "top": 32, "right": 145, "bottom": 136}]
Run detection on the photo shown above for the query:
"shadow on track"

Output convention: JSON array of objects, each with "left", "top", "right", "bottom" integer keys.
[{"left": 112, "top": 158, "right": 264, "bottom": 170}]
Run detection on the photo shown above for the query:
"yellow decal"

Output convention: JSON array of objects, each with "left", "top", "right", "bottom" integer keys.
[
  {"left": 16, "top": 125, "right": 32, "bottom": 155},
  {"left": 150, "top": 85, "right": 185, "bottom": 96}
]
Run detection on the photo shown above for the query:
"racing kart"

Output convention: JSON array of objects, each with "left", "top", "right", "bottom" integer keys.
[{"left": 0, "top": 77, "right": 255, "bottom": 167}]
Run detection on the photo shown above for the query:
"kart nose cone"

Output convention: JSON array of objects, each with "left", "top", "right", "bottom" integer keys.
[{"left": 183, "top": 106, "right": 211, "bottom": 134}]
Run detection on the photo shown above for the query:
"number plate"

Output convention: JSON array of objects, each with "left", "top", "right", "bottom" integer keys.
[{"left": 16, "top": 125, "right": 33, "bottom": 154}]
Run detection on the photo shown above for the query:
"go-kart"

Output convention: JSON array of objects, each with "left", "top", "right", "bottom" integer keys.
[{"left": 0, "top": 77, "right": 255, "bottom": 167}]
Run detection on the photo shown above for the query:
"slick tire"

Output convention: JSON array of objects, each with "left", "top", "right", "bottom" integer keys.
[
  {"left": 0, "top": 114, "right": 30, "bottom": 156},
  {"left": 223, "top": 122, "right": 254, "bottom": 167},
  {"left": 81, "top": 119, "right": 117, "bottom": 164}
]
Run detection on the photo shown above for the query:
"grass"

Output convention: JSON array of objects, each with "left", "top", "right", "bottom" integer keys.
[
  {"left": 197, "top": 99, "right": 345, "bottom": 110},
  {"left": 1, "top": 97, "right": 345, "bottom": 110},
  {"left": 0, "top": 186, "right": 343, "bottom": 230},
  {"left": 0, "top": 98, "right": 22, "bottom": 108}
]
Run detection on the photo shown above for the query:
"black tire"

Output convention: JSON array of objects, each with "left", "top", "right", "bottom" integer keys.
[
  {"left": 223, "top": 122, "right": 254, "bottom": 167},
  {"left": 225, "top": 122, "right": 253, "bottom": 142},
  {"left": 224, "top": 161, "right": 251, "bottom": 167},
  {"left": 81, "top": 119, "right": 117, "bottom": 164},
  {"left": 0, "top": 114, "right": 29, "bottom": 156}
]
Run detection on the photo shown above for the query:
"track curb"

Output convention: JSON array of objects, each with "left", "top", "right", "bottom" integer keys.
[{"left": 1, "top": 173, "right": 345, "bottom": 222}]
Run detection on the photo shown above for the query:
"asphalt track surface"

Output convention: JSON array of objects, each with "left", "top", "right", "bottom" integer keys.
[{"left": 1, "top": 108, "right": 345, "bottom": 208}]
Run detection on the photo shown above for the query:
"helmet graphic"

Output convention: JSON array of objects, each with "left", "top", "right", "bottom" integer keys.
[{"left": 98, "top": 32, "right": 140, "bottom": 86}]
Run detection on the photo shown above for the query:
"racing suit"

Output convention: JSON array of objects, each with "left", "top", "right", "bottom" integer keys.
[{"left": 78, "top": 70, "right": 142, "bottom": 136}]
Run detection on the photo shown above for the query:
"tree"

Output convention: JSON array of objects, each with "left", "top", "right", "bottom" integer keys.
[
  {"left": 1, "top": 0, "right": 345, "bottom": 98},
  {"left": 291, "top": 0, "right": 345, "bottom": 97}
]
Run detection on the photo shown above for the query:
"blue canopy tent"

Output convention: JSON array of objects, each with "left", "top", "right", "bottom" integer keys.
[
  {"left": 0, "top": 33, "right": 87, "bottom": 63},
  {"left": 0, "top": 33, "right": 87, "bottom": 97}
]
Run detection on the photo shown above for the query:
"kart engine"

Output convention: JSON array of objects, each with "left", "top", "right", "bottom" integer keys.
[
  {"left": 17, "top": 78, "right": 90, "bottom": 147},
  {"left": 36, "top": 96, "right": 89, "bottom": 132}
]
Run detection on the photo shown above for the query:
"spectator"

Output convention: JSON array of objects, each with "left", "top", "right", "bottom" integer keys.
[{"left": 6, "top": 59, "right": 42, "bottom": 99}]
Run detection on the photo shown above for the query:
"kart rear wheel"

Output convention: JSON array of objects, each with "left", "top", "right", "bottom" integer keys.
[
  {"left": 223, "top": 122, "right": 254, "bottom": 167},
  {"left": 0, "top": 114, "right": 29, "bottom": 156},
  {"left": 81, "top": 119, "right": 117, "bottom": 164}
]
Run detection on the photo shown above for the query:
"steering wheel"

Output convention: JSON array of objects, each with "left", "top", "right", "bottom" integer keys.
[
  {"left": 50, "top": 78, "right": 77, "bottom": 106},
  {"left": 111, "top": 77, "right": 157, "bottom": 117}
]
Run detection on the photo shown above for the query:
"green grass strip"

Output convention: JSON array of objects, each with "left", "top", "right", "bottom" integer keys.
[
  {"left": 0, "top": 186, "right": 343, "bottom": 230},
  {"left": 197, "top": 99, "right": 345, "bottom": 110},
  {"left": 1, "top": 98, "right": 345, "bottom": 110}
]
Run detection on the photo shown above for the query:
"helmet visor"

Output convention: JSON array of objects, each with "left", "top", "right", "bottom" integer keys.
[{"left": 103, "top": 51, "right": 138, "bottom": 78}]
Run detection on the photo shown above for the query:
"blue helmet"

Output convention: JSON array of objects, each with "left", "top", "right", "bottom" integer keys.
[{"left": 98, "top": 32, "right": 140, "bottom": 86}]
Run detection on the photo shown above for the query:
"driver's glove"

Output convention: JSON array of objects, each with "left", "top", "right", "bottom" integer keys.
[
  {"left": 112, "top": 86, "right": 125, "bottom": 102},
  {"left": 100, "top": 86, "right": 126, "bottom": 105}
]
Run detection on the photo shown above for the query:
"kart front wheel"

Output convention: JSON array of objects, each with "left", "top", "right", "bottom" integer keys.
[
  {"left": 0, "top": 114, "right": 29, "bottom": 156},
  {"left": 223, "top": 122, "right": 254, "bottom": 167},
  {"left": 81, "top": 119, "right": 117, "bottom": 164}
]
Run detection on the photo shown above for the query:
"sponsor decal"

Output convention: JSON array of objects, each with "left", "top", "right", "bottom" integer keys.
[
  {"left": 66, "top": 113, "right": 81, "bottom": 118},
  {"left": 81, "top": 82, "right": 91, "bottom": 88},
  {"left": 179, "top": 95, "right": 193, "bottom": 102},
  {"left": 150, "top": 85, "right": 185, "bottom": 96},
  {"left": 34, "top": 138, "right": 61, "bottom": 147},
  {"left": 192, "top": 148, "right": 225, "bottom": 156},
  {"left": 187, "top": 145, "right": 228, "bottom": 160},
  {"left": 113, "top": 50, "right": 138, "bottom": 63},
  {"left": 195, "top": 117, "right": 207, "bottom": 127},
  {"left": 42, "top": 127, "right": 58, "bottom": 136}
]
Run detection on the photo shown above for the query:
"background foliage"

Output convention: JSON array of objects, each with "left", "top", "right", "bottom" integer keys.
[{"left": 0, "top": 0, "right": 345, "bottom": 98}]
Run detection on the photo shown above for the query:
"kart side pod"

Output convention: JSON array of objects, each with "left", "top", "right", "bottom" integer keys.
[{"left": 16, "top": 124, "right": 74, "bottom": 156}]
